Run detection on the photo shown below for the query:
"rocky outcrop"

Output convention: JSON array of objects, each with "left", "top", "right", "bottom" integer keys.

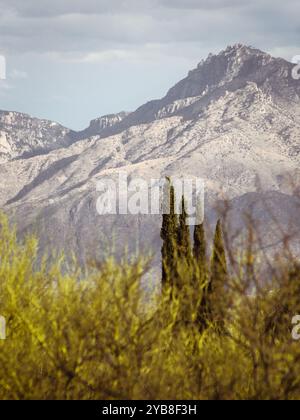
[
  {"left": 0, "top": 110, "right": 74, "bottom": 162},
  {"left": 74, "top": 112, "right": 130, "bottom": 140}
]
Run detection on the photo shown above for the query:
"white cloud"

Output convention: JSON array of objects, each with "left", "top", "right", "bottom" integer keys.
[{"left": 0, "top": 0, "right": 299, "bottom": 59}]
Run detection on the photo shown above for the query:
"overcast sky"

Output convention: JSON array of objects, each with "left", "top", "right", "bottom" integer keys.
[{"left": 0, "top": 0, "right": 299, "bottom": 130}]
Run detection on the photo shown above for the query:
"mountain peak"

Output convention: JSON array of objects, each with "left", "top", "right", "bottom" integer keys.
[
  {"left": 219, "top": 43, "right": 272, "bottom": 62},
  {"left": 72, "top": 44, "right": 298, "bottom": 142},
  {"left": 196, "top": 43, "right": 273, "bottom": 75},
  {"left": 165, "top": 44, "right": 292, "bottom": 105},
  {"left": 223, "top": 43, "right": 264, "bottom": 55},
  {"left": 195, "top": 44, "right": 268, "bottom": 71}
]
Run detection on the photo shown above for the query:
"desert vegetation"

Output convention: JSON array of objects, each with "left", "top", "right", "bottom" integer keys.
[{"left": 0, "top": 183, "right": 300, "bottom": 400}]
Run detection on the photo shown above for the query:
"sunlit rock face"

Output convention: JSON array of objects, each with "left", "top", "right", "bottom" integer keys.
[{"left": 0, "top": 110, "right": 74, "bottom": 162}]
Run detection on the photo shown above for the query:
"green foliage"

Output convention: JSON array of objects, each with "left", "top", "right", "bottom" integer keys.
[
  {"left": 160, "top": 179, "right": 178, "bottom": 290},
  {"left": 211, "top": 220, "right": 227, "bottom": 284},
  {"left": 1, "top": 214, "right": 300, "bottom": 400},
  {"left": 177, "top": 196, "right": 192, "bottom": 263},
  {"left": 264, "top": 263, "right": 300, "bottom": 340},
  {"left": 203, "top": 220, "right": 228, "bottom": 333},
  {"left": 160, "top": 185, "right": 227, "bottom": 332},
  {"left": 193, "top": 222, "right": 207, "bottom": 277},
  {"left": 192, "top": 222, "right": 209, "bottom": 332}
]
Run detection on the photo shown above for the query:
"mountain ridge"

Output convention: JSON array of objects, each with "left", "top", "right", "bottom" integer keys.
[
  {"left": 1, "top": 44, "right": 300, "bottom": 263},
  {"left": 2, "top": 44, "right": 298, "bottom": 161}
]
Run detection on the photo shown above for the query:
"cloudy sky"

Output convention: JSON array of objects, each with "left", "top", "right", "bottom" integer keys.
[{"left": 0, "top": 0, "right": 299, "bottom": 130}]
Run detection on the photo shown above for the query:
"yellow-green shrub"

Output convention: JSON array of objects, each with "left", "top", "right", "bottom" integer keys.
[{"left": 0, "top": 214, "right": 300, "bottom": 400}]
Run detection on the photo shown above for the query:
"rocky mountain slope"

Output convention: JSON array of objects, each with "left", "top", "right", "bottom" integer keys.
[
  {"left": 1, "top": 44, "right": 300, "bottom": 263},
  {"left": 83, "top": 44, "right": 300, "bottom": 139},
  {"left": 0, "top": 111, "right": 75, "bottom": 162}
]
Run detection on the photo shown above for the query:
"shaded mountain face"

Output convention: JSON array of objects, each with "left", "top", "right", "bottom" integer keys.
[{"left": 1, "top": 44, "right": 300, "bottom": 263}]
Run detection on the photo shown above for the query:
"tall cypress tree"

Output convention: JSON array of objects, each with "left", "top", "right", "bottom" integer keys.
[
  {"left": 198, "top": 220, "right": 227, "bottom": 332},
  {"left": 211, "top": 220, "right": 227, "bottom": 285},
  {"left": 161, "top": 178, "right": 178, "bottom": 290},
  {"left": 175, "top": 195, "right": 196, "bottom": 325},
  {"left": 193, "top": 222, "right": 207, "bottom": 278},
  {"left": 177, "top": 196, "right": 192, "bottom": 262},
  {"left": 193, "top": 222, "right": 208, "bottom": 330},
  {"left": 210, "top": 219, "right": 227, "bottom": 332}
]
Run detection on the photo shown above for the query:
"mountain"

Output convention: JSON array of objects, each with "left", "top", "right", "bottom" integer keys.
[
  {"left": 79, "top": 44, "right": 300, "bottom": 139},
  {"left": 0, "top": 111, "right": 75, "bottom": 162},
  {"left": 1, "top": 44, "right": 300, "bottom": 263}
]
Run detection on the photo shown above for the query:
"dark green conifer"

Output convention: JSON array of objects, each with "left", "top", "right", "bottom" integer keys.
[
  {"left": 161, "top": 178, "right": 178, "bottom": 290},
  {"left": 177, "top": 196, "right": 192, "bottom": 262},
  {"left": 211, "top": 220, "right": 227, "bottom": 284},
  {"left": 193, "top": 222, "right": 207, "bottom": 278},
  {"left": 198, "top": 220, "right": 227, "bottom": 332}
]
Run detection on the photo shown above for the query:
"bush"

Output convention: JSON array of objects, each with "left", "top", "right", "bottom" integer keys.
[{"left": 0, "top": 214, "right": 300, "bottom": 400}]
